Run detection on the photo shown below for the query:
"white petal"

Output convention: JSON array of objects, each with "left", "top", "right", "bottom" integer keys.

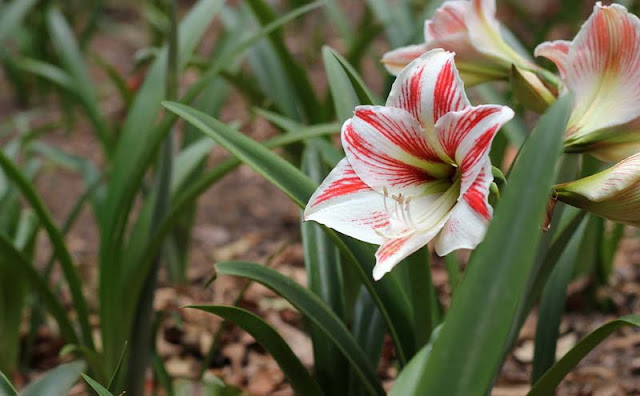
[
  {"left": 465, "top": 0, "right": 519, "bottom": 64},
  {"left": 434, "top": 161, "right": 493, "bottom": 256},
  {"left": 372, "top": 183, "right": 460, "bottom": 280},
  {"left": 424, "top": 1, "right": 469, "bottom": 42},
  {"left": 373, "top": 231, "right": 437, "bottom": 281},
  {"left": 564, "top": 3, "right": 640, "bottom": 137},
  {"left": 534, "top": 40, "right": 571, "bottom": 80},
  {"left": 556, "top": 152, "right": 640, "bottom": 202},
  {"left": 556, "top": 152, "right": 640, "bottom": 226},
  {"left": 386, "top": 49, "right": 470, "bottom": 128},
  {"left": 381, "top": 44, "right": 430, "bottom": 76},
  {"left": 304, "top": 158, "right": 389, "bottom": 245}
]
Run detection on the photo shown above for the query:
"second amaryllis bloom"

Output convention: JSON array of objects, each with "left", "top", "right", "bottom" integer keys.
[
  {"left": 555, "top": 153, "right": 640, "bottom": 226},
  {"left": 304, "top": 49, "right": 514, "bottom": 280},
  {"left": 535, "top": 2, "right": 640, "bottom": 162},
  {"left": 381, "top": 0, "right": 534, "bottom": 85}
]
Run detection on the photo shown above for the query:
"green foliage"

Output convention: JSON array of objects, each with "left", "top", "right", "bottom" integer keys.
[
  {"left": 389, "top": 95, "right": 572, "bottom": 396},
  {"left": 189, "top": 305, "right": 323, "bottom": 396},
  {"left": 1, "top": 1, "right": 636, "bottom": 395}
]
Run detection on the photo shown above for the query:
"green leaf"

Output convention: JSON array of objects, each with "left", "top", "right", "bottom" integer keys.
[
  {"left": 215, "top": 262, "right": 384, "bottom": 396},
  {"left": 131, "top": 123, "right": 340, "bottom": 311},
  {"left": 365, "top": 0, "right": 414, "bottom": 47},
  {"left": 15, "top": 58, "right": 76, "bottom": 94},
  {"left": 98, "top": 0, "right": 225, "bottom": 373},
  {"left": 171, "top": 138, "right": 216, "bottom": 194},
  {"left": 390, "top": 96, "right": 572, "bottom": 396},
  {"left": 0, "top": 370, "right": 18, "bottom": 396},
  {"left": 60, "top": 344, "right": 107, "bottom": 385},
  {"left": 47, "top": 8, "right": 112, "bottom": 155},
  {"left": 245, "top": 0, "right": 320, "bottom": 123},
  {"left": 405, "top": 247, "right": 441, "bottom": 349},
  {"left": 0, "top": 233, "right": 78, "bottom": 345},
  {"left": 322, "top": 46, "right": 380, "bottom": 121},
  {"left": 301, "top": 146, "right": 349, "bottom": 394},
  {"left": 162, "top": 102, "right": 415, "bottom": 364},
  {"left": 531, "top": 213, "right": 586, "bottom": 382},
  {"left": 188, "top": 305, "right": 323, "bottom": 396},
  {"left": 21, "top": 361, "right": 85, "bottom": 396},
  {"left": 163, "top": 102, "right": 315, "bottom": 206},
  {"left": 597, "top": 222, "right": 624, "bottom": 284},
  {"left": 0, "top": 0, "right": 39, "bottom": 41},
  {"left": 528, "top": 315, "right": 640, "bottom": 396},
  {"left": 81, "top": 374, "right": 114, "bottom": 396},
  {"left": 348, "top": 289, "right": 385, "bottom": 396},
  {"left": 92, "top": 54, "right": 133, "bottom": 108},
  {"left": 0, "top": 152, "right": 91, "bottom": 348},
  {"left": 106, "top": 341, "right": 128, "bottom": 393}
]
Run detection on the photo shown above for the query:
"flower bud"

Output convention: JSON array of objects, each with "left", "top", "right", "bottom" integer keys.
[{"left": 555, "top": 153, "right": 640, "bottom": 226}]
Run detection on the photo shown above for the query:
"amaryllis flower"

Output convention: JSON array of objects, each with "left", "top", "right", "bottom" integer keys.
[
  {"left": 381, "top": 0, "right": 534, "bottom": 85},
  {"left": 555, "top": 153, "right": 640, "bottom": 226},
  {"left": 304, "top": 49, "right": 514, "bottom": 280},
  {"left": 535, "top": 2, "right": 640, "bottom": 162}
]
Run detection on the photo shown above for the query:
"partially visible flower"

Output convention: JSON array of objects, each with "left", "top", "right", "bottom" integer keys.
[
  {"left": 555, "top": 153, "right": 640, "bottom": 226},
  {"left": 304, "top": 49, "right": 514, "bottom": 280},
  {"left": 535, "top": 2, "right": 640, "bottom": 162},
  {"left": 381, "top": 0, "right": 534, "bottom": 85}
]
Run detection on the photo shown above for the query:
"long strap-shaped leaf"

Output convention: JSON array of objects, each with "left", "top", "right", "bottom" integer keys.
[
  {"left": 188, "top": 305, "right": 323, "bottom": 396},
  {"left": 163, "top": 101, "right": 414, "bottom": 365},
  {"left": 528, "top": 314, "right": 640, "bottom": 395},
  {"left": 21, "top": 360, "right": 86, "bottom": 396},
  {"left": 0, "top": 369, "right": 18, "bottom": 395},
  {"left": 531, "top": 212, "right": 586, "bottom": 381},
  {"left": 128, "top": 124, "right": 339, "bottom": 319},
  {"left": 98, "top": 0, "right": 226, "bottom": 372},
  {"left": 0, "top": 152, "right": 91, "bottom": 348},
  {"left": 215, "top": 261, "right": 384, "bottom": 396},
  {"left": 302, "top": 146, "right": 349, "bottom": 394},
  {"left": 390, "top": 96, "right": 572, "bottom": 396},
  {"left": 0, "top": 233, "right": 78, "bottom": 344},
  {"left": 81, "top": 374, "right": 116, "bottom": 396}
]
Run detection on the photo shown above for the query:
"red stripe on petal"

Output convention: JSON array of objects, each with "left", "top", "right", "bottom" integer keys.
[
  {"left": 395, "top": 66, "right": 425, "bottom": 121},
  {"left": 461, "top": 124, "right": 499, "bottom": 172},
  {"left": 433, "top": 59, "right": 467, "bottom": 122},
  {"left": 440, "top": 107, "right": 501, "bottom": 159},
  {"left": 354, "top": 210, "right": 391, "bottom": 229},
  {"left": 343, "top": 123, "right": 435, "bottom": 189},
  {"left": 355, "top": 108, "right": 440, "bottom": 161},
  {"left": 376, "top": 235, "right": 411, "bottom": 263},
  {"left": 311, "top": 167, "right": 370, "bottom": 206},
  {"left": 464, "top": 173, "right": 491, "bottom": 220}
]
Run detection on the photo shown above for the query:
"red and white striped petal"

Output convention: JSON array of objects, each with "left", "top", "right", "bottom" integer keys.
[
  {"left": 465, "top": 0, "right": 526, "bottom": 65},
  {"left": 434, "top": 161, "right": 493, "bottom": 256},
  {"left": 381, "top": 44, "right": 430, "bottom": 76},
  {"left": 555, "top": 153, "right": 640, "bottom": 226},
  {"left": 534, "top": 40, "right": 571, "bottom": 80},
  {"left": 434, "top": 104, "right": 513, "bottom": 192},
  {"left": 563, "top": 3, "right": 640, "bottom": 138},
  {"left": 342, "top": 106, "right": 452, "bottom": 196},
  {"left": 304, "top": 158, "right": 389, "bottom": 245},
  {"left": 424, "top": 1, "right": 469, "bottom": 41},
  {"left": 373, "top": 230, "right": 437, "bottom": 280},
  {"left": 386, "top": 49, "right": 470, "bottom": 129}
]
